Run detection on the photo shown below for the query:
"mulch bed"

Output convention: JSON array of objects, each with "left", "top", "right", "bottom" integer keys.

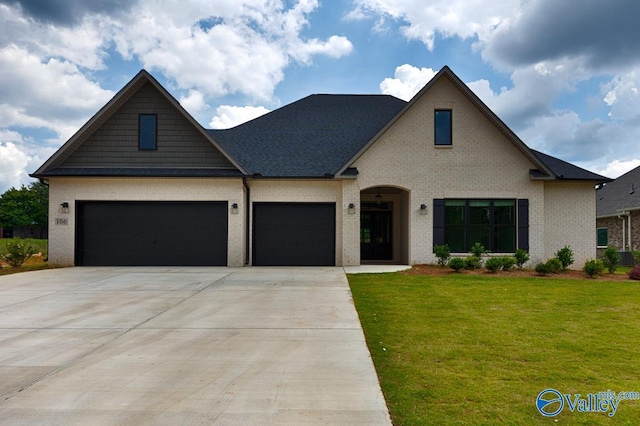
[{"left": 402, "top": 264, "right": 634, "bottom": 281}]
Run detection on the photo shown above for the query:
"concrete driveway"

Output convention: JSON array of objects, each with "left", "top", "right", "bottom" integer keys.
[{"left": 0, "top": 267, "right": 391, "bottom": 425}]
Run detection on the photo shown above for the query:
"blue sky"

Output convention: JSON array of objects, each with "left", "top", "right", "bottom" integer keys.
[{"left": 1, "top": 0, "right": 639, "bottom": 193}]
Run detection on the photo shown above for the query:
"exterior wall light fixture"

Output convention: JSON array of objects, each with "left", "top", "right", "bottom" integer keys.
[
  {"left": 348, "top": 203, "right": 356, "bottom": 214},
  {"left": 60, "top": 202, "right": 70, "bottom": 213},
  {"left": 231, "top": 203, "right": 239, "bottom": 214},
  {"left": 420, "top": 204, "right": 427, "bottom": 215}
]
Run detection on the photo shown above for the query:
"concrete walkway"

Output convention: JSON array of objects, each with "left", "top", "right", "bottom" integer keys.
[{"left": 0, "top": 267, "right": 391, "bottom": 425}]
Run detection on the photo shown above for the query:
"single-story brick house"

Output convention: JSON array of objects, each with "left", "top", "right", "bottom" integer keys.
[
  {"left": 32, "top": 66, "right": 610, "bottom": 267},
  {"left": 596, "top": 165, "right": 640, "bottom": 264}
]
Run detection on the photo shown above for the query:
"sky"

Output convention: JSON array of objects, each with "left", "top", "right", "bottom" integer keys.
[{"left": 1, "top": 0, "right": 639, "bottom": 193}]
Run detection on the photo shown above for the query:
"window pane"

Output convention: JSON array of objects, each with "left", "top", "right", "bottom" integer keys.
[
  {"left": 597, "top": 228, "right": 608, "bottom": 247},
  {"left": 446, "top": 226, "right": 466, "bottom": 253},
  {"left": 435, "top": 110, "right": 452, "bottom": 145},
  {"left": 139, "top": 114, "right": 157, "bottom": 150},
  {"left": 469, "top": 202, "right": 490, "bottom": 225},
  {"left": 494, "top": 202, "right": 515, "bottom": 226},
  {"left": 445, "top": 205, "right": 465, "bottom": 225},
  {"left": 469, "top": 226, "right": 490, "bottom": 249},
  {"left": 496, "top": 227, "right": 516, "bottom": 252}
]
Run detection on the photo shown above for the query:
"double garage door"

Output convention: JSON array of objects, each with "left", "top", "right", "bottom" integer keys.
[
  {"left": 76, "top": 201, "right": 228, "bottom": 266},
  {"left": 76, "top": 201, "right": 335, "bottom": 267}
]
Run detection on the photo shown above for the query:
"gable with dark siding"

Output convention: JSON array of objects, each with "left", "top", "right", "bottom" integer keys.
[{"left": 60, "top": 82, "right": 235, "bottom": 169}]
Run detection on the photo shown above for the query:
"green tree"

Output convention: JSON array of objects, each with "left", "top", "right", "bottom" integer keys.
[{"left": 0, "top": 182, "right": 48, "bottom": 237}]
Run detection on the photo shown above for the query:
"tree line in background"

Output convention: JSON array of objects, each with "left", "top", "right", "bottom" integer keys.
[{"left": 0, "top": 182, "right": 48, "bottom": 239}]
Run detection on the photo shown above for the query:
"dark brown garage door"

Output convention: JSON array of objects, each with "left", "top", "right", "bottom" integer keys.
[
  {"left": 253, "top": 203, "right": 335, "bottom": 266},
  {"left": 76, "top": 201, "right": 228, "bottom": 266}
]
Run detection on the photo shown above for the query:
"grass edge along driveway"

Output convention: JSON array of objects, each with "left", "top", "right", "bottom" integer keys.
[{"left": 348, "top": 272, "right": 640, "bottom": 425}]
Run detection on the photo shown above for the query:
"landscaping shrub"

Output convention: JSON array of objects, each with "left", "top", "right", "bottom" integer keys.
[
  {"left": 545, "top": 258, "right": 563, "bottom": 274},
  {"left": 500, "top": 256, "right": 516, "bottom": 271},
  {"left": 535, "top": 262, "right": 551, "bottom": 276},
  {"left": 448, "top": 257, "right": 466, "bottom": 272},
  {"left": 629, "top": 266, "right": 640, "bottom": 280},
  {"left": 602, "top": 246, "right": 621, "bottom": 274},
  {"left": 583, "top": 259, "right": 605, "bottom": 278},
  {"left": 514, "top": 248, "right": 529, "bottom": 269},
  {"left": 0, "top": 238, "right": 38, "bottom": 268},
  {"left": 470, "top": 242, "right": 488, "bottom": 262},
  {"left": 484, "top": 257, "right": 502, "bottom": 273},
  {"left": 465, "top": 255, "right": 481, "bottom": 270},
  {"left": 632, "top": 250, "right": 640, "bottom": 266},
  {"left": 434, "top": 244, "right": 450, "bottom": 267},
  {"left": 555, "top": 245, "right": 574, "bottom": 270}
]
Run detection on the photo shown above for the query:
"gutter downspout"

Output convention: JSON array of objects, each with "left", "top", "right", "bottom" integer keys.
[
  {"left": 618, "top": 212, "right": 630, "bottom": 251},
  {"left": 243, "top": 177, "right": 250, "bottom": 265}
]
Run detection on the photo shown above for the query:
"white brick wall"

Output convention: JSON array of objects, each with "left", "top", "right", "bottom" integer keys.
[{"left": 349, "top": 75, "right": 596, "bottom": 268}]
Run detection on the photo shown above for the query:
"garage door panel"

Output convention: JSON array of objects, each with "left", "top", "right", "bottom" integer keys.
[
  {"left": 77, "top": 201, "right": 228, "bottom": 266},
  {"left": 253, "top": 203, "right": 335, "bottom": 266}
]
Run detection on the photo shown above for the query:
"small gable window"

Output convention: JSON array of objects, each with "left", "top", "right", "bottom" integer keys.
[
  {"left": 434, "top": 110, "right": 452, "bottom": 146},
  {"left": 139, "top": 114, "right": 157, "bottom": 150}
]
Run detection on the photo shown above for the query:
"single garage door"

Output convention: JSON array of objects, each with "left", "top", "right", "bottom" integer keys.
[
  {"left": 76, "top": 201, "right": 228, "bottom": 266},
  {"left": 253, "top": 202, "right": 335, "bottom": 266}
]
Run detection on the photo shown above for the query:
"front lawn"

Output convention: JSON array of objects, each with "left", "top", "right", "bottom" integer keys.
[{"left": 348, "top": 270, "right": 640, "bottom": 425}]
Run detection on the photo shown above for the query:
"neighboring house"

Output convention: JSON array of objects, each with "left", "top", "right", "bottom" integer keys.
[
  {"left": 32, "top": 66, "right": 610, "bottom": 268},
  {"left": 596, "top": 165, "right": 640, "bottom": 264}
]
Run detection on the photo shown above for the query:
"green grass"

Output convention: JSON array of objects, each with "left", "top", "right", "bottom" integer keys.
[{"left": 348, "top": 272, "right": 640, "bottom": 425}]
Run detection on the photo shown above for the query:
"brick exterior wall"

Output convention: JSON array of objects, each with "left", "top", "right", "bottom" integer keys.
[
  {"left": 351, "top": 75, "right": 597, "bottom": 268},
  {"left": 597, "top": 210, "right": 640, "bottom": 252},
  {"left": 48, "top": 177, "right": 245, "bottom": 266}
]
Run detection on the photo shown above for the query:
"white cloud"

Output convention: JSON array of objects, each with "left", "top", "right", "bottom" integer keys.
[
  {"left": 110, "top": 0, "right": 352, "bottom": 102},
  {"left": 593, "top": 159, "right": 640, "bottom": 179},
  {"left": 209, "top": 105, "right": 271, "bottom": 129},
  {"left": 0, "top": 142, "right": 31, "bottom": 192},
  {"left": 602, "top": 71, "right": 640, "bottom": 121},
  {"left": 179, "top": 90, "right": 209, "bottom": 115},
  {"left": 380, "top": 64, "right": 437, "bottom": 101},
  {"left": 0, "top": 45, "right": 114, "bottom": 137},
  {"left": 349, "top": 0, "right": 518, "bottom": 49}
]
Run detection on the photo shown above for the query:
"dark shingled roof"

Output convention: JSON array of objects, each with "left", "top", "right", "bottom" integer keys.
[
  {"left": 208, "top": 94, "right": 407, "bottom": 177},
  {"left": 596, "top": 165, "right": 640, "bottom": 217},
  {"left": 531, "top": 150, "right": 611, "bottom": 182}
]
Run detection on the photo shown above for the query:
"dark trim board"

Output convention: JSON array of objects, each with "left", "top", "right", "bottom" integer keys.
[
  {"left": 76, "top": 201, "right": 228, "bottom": 266},
  {"left": 252, "top": 202, "right": 336, "bottom": 266}
]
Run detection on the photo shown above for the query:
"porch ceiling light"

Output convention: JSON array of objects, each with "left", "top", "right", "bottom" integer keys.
[{"left": 375, "top": 187, "right": 382, "bottom": 205}]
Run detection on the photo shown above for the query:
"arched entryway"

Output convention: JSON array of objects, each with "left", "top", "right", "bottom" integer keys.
[{"left": 360, "top": 186, "right": 410, "bottom": 264}]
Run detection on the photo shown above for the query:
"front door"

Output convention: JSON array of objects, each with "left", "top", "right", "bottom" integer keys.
[{"left": 361, "top": 203, "right": 392, "bottom": 261}]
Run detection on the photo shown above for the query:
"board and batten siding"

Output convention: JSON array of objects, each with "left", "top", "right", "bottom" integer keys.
[{"left": 60, "top": 82, "right": 234, "bottom": 169}]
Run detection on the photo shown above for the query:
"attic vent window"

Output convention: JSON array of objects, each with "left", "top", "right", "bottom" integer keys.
[
  {"left": 139, "top": 114, "right": 157, "bottom": 150},
  {"left": 434, "top": 109, "right": 452, "bottom": 146}
]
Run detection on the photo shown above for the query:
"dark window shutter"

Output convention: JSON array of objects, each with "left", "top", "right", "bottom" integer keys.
[
  {"left": 517, "top": 199, "right": 529, "bottom": 250},
  {"left": 433, "top": 199, "right": 445, "bottom": 248}
]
